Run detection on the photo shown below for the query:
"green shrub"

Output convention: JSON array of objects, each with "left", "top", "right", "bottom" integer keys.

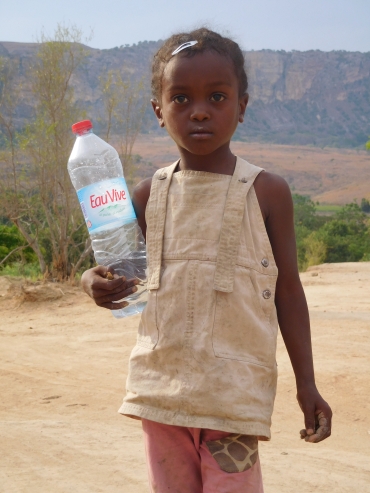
[
  {"left": 0, "top": 225, "right": 37, "bottom": 266},
  {"left": 315, "top": 203, "right": 370, "bottom": 263},
  {"left": 303, "top": 232, "right": 327, "bottom": 269},
  {"left": 292, "top": 194, "right": 317, "bottom": 229},
  {"left": 293, "top": 197, "right": 370, "bottom": 270},
  {"left": 360, "top": 198, "right": 370, "bottom": 213},
  {"left": 0, "top": 262, "right": 42, "bottom": 280}
]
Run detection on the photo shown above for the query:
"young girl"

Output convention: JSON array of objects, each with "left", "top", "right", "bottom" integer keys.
[{"left": 81, "top": 28, "right": 332, "bottom": 493}]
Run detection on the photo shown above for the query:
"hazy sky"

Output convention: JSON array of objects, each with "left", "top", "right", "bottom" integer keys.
[{"left": 1, "top": 0, "right": 369, "bottom": 52}]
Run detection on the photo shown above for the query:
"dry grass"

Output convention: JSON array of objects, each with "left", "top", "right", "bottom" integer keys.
[{"left": 132, "top": 135, "right": 370, "bottom": 205}]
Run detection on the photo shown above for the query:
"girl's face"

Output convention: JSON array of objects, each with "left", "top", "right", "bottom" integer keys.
[{"left": 152, "top": 51, "right": 248, "bottom": 157}]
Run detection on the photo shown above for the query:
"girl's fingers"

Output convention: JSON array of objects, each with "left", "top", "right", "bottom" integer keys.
[
  {"left": 300, "top": 411, "right": 331, "bottom": 443},
  {"left": 92, "top": 278, "right": 138, "bottom": 298},
  {"left": 91, "top": 265, "right": 109, "bottom": 277},
  {"left": 100, "top": 300, "right": 129, "bottom": 310},
  {"left": 82, "top": 266, "right": 140, "bottom": 310},
  {"left": 89, "top": 266, "right": 138, "bottom": 291},
  {"left": 299, "top": 400, "right": 315, "bottom": 438},
  {"left": 307, "top": 412, "right": 331, "bottom": 443},
  {"left": 92, "top": 276, "right": 126, "bottom": 291},
  {"left": 297, "top": 389, "right": 332, "bottom": 444},
  {"left": 300, "top": 428, "right": 308, "bottom": 439},
  {"left": 95, "top": 285, "right": 138, "bottom": 305}
]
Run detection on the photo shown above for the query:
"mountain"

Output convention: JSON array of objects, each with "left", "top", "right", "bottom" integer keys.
[{"left": 0, "top": 40, "right": 369, "bottom": 148}]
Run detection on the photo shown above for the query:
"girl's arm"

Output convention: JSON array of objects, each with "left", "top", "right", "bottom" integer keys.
[
  {"left": 254, "top": 171, "right": 332, "bottom": 443},
  {"left": 80, "top": 177, "right": 152, "bottom": 309}
]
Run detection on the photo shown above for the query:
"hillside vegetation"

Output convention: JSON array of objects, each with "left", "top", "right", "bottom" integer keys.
[{"left": 293, "top": 196, "right": 370, "bottom": 270}]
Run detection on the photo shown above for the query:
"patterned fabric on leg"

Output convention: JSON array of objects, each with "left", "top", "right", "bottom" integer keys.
[
  {"left": 200, "top": 429, "right": 264, "bottom": 493},
  {"left": 206, "top": 434, "right": 259, "bottom": 473}
]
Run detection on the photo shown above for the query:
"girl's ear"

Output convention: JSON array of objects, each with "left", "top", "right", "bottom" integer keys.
[
  {"left": 151, "top": 99, "right": 165, "bottom": 128},
  {"left": 239, "top": 93, "right": 249, "bottom": 123}
]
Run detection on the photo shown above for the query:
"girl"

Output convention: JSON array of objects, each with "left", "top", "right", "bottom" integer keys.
[{"left": 81, "top": 28, "right": 332, "bottom": 493}]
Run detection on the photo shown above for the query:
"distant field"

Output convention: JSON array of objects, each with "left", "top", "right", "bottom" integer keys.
[
  {"left": 131, "top": 135, "right": 370, "bottom": 205},
  {"left": 316, "top": 204, "right": 343, "bottom": 214}
]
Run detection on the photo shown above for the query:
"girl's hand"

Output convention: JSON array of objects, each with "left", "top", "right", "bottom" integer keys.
[
  {"left": 296, "top": 384, "right": 332, "bottom": 443},
  {"left": 81, "top": 265, "right": 139, "bottom": 310}
]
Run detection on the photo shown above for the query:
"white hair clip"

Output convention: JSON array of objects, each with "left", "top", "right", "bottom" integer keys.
[{"left": 171, "top": 41, "right": 198, "bottom": 56}]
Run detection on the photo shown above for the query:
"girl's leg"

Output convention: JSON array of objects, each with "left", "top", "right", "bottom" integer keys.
[
  {"left": 199, "top": 429, "right": 264, "bottom": 493},
  {"left": 141, "top": 418, "right": 203, "bottom": 493}
]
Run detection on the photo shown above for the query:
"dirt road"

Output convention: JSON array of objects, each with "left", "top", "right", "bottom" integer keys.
[{"left": 1, "top": 262, "right": 369, "bottom": 492}]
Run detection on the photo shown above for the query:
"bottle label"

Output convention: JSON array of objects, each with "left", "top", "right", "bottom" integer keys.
[{"left": 77, "top": 177, "right": 136, "bottom": 233}]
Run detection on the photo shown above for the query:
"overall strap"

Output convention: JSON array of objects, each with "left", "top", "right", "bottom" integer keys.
[
  {"left": 213, "top": 157, "right": 263, "bottom": 293},
  {"left": 146, "top": 161, "right": 178, "bottom": 290}
]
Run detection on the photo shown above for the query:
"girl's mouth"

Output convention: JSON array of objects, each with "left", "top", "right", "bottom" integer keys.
[{"left": 190, "top": 129, "right": 213, "bottom": 139}]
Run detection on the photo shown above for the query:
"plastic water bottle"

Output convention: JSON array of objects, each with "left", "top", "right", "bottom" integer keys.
[{"left": 67, "top": 119, "right": 147, "bottom": 318}]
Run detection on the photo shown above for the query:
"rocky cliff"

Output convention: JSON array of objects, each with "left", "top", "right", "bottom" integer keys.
[
  {"left": 243, "top": 50, "right": 370, "bottom": 147},
  {"left": 1, "top": 41, "right": 369, "bottom": 148}
]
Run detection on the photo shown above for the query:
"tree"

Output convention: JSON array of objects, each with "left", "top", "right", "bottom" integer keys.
[
  {"left": 366, "top": 137, "right": 370, "bottom": 150},
  {"left": 316, "top": 203, "right": 370, "bottom": 262},
  {"left": 99, "top": 69, "right": 147, "bottom": 188},
  {"left": 0, "top": 224, "right": 37, "bottom": 267},
  {"left": 292, "top": 194, "right": 320, "bottom": 270},
  {"left": 292, "top": 194, "right": 317, "bottom": 229},
  {"left": 291, "top": 194, "right": 370, "bottom": 270},
  {"left": 303, "top": 232, "right": 327, "bottom": 269},
  {"left": 360, "top": 198, "right": 370, "bottom": 213},
  {"left": 0, "top": 56, "right": 46, "bottom": 268},
  {"left": 0, "top": 25, "right": 92, "bottom": 280}
]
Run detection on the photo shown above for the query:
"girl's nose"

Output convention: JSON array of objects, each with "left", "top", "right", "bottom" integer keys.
[{"left": 190, "top": 105, "right": 210, "bottom": 122}]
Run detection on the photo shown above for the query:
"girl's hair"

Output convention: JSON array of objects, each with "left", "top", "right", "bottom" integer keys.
[{"left": 151, "top": 27, "right": 248, "bottom": 101}]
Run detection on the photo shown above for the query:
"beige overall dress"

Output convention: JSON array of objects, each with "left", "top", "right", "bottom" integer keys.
[{"left": 119, "top": 156, "right": 279, "bottom": 439}]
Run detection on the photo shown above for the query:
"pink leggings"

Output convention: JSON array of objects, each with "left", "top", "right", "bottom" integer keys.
[{"left": 142, "top": 419, "right": 264, "bottom": 493}]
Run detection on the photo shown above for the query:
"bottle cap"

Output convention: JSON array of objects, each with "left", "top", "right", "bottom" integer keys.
[{"left": 71, "top": 120, "right": 93, "bottom": 135}]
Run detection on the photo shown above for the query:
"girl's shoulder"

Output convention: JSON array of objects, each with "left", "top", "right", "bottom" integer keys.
[
  {"left": 133, "top": 176, "right": 153, "bottom": 205},
  {"left": 254, "top": 171, "right": 291, "bottom": 223}
]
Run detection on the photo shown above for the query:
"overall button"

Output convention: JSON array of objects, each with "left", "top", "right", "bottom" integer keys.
[
  {"left": 158, "top": 173, "right": 167, "bottom": 180},
  {"left": 239, "top": 177, "right": 248, "bottom": 183},
  {"left": 261, "top": 258, "right": 269, "bottom": 268},
  {"left": 262, "top": 289, "right": 272, "bottom": 299}
]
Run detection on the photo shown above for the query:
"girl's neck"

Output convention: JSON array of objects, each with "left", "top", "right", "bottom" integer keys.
[{"left": 177, "top": 144, "right": 236, "bottom": 176}]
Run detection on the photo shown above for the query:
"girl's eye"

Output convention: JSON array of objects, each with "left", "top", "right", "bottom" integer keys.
[
  {"left": 173, "top": 95, "right": 188, "bottom": 104},
  {"left": 210, "top": 93, "right": 225, "bottom": 102}
]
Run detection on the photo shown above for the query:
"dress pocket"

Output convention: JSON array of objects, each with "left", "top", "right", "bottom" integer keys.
[
  {"left": 212, "top": 266, "right": 277, "bottom": 367},
  {"left": 136, "top": 290, "right": 159, "bottom": 349}
]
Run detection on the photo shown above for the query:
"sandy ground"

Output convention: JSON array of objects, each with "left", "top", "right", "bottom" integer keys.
[{"left": 1, "top": 262, "right": 370, "bottom": 493}]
